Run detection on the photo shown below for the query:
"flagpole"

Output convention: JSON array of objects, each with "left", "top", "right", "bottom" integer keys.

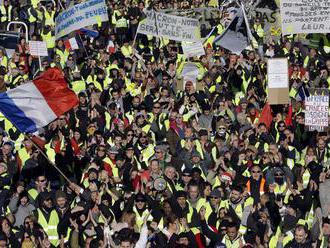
[
  {"left": 240, "top": 1, "right": 265, "bottom": 88},
  {"left": 4, "top": 113, "right": 72, "bottom": 183},
  {"left": 24, "top": 133, "right": 72, "bottom": 183}
]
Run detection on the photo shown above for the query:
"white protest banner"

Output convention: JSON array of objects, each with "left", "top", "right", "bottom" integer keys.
[
  {"left": 29, "top": 41, "right": 48, "bottom": 56},
  {"left": 267, "top": 58, "right": 288, "bottom": 88},
  {"left": 182, "top": 41, "right": 205, "bottom": 58},
  {"left": 267, "top": 58, "right": 289, "bottom": 104},
  {"left": 305, "top": 88, "right": 329, "bottom": 132},
  {"left": 55, "top": 0, "right": 108, "bottom": 39},
  {"left": 137, "top": 10, "right": 201, "bottom": 42},
  {"left": 280, "top": 0, "right": 330, "bottom": 35}
]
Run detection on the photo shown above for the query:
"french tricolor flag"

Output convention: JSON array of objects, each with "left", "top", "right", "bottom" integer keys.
[{"left": 0, "top": 68, "right": 78, "bottom": 133}]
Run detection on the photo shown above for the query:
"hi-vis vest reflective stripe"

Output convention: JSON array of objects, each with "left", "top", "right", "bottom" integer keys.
[
  {"left": 37, "top": 209, "right": 59, "bottom": 247},
  {"left": 28, "top": 188, "right": 38, "bottom": 200},
  {"left": 0, "top": 173, "right": 9, "bottom": 190},
  {"left": 0, "top": 5, "right": 12, "bottom": 22}
]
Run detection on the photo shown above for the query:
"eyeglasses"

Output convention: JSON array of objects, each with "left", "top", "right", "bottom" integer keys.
[
  {"left": 153, "top": 106, "right": 161, "bottom": 109},
  {"left": 182, "top": 174, "right": 191, "bottom": 177},
  {"left": 210, "top": 196, "right": 219, "bottom": 199},
  {"left": 136, "top": 200, "right": 145, "bottom": 203},
  {"left": 251, "top": 170, "right": 261, "bottom": 173}
]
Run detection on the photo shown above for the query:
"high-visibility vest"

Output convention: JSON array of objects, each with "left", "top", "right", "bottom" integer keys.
[
  {"left": 55, "top": 48, "right": 69, "bottom": 67},
  {"left": 44, "top": 10, "right": 55, "bottom": 26},
  {"left": 0, "top": 173, "right": 10, "bottom": 190},
  {"left": 18, "top": 148, "right": 32, "bottom": 168},
  {"left": 41, "top": 31, "right": 55, "bottom": 49},
  {"left": 121, "top": 46, "right": 133, "bottom": 58},
  {"left": 86, "top": 75, "right": 103, "bottom": 91},
  {"left": 71, "top": 80, "right": 86, "bottom": 94},
  {"left": 37, "top": 209, "right": 59, "bottom": 247},
  {"left": 44, "top": 143, "right": 56, "bottom": 163},
  {"left": 103, "top": 157, "right": 119, "bottom": 178},
  {"left": 28, "top": 7, "right": 37, "bottom": 23},
  {"left": 222, "top": 234, "right": 244, "bottom": 248},
  {"left": 254, "top": 24, "right": 264, "bottom": 38},
  {"left": 246, "top": 178, "right": 266, "bottom": 195},
  {"left": 0, "top": 5, "right": 12, "bottom": 22},
  {"left": 309, "top": 34, "right": 321, "bottom": 49},
  {"left": 31, "top": 0, "right": 40, "bottom": 8},
  {"left": 133, "top": 206, "right": 152, "bottom": 231},
  {"left": 28, "top": 188, "right": 38, "bottom": 200},
  {"left": 322, "top": 35, "right": 330, "bottom": 53},
  {"left": 0, "top": 56, "right": 8, "bottom": 68},
  {"left": 116, "top": 17, "right": 128, "bottom": 28}
]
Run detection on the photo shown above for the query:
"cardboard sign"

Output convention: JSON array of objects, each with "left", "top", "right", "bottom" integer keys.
[
  {"left": 267, "top": 58, "right": 289, "bottom": 104},
  {"left": 280, "top": 0, "right": 330, "bottom": 35},
  {"left": 29, "top": 41, "right": 48, "bottom": 56},
  {"left": 55, "top": 0, "right": 108, "bottom": 39},
  {"left": 137, "top": 10, "right": 201, "bottom": 42},
  {"left": 305, "top": 88, "right": 329, "bottom": 132},
  {"left": 182, "top": 41, "right": 205, "bottom": 58}
]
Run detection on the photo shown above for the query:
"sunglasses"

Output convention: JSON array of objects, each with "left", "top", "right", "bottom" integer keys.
[
  {"left": 182, "top": 174, "right": 191, "bottom": 177},
  {"left": 210, "top": 196, "right": 219, "bottom": 199},
  {"left": 252, "top": 170, "right": 261, "bottom": 173},
  {"left": 153, "top": 106, "right": 161, "bottom": 109}
]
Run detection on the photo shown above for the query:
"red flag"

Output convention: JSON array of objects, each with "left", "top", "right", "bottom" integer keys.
[
  {"left": 258, "top": 102, "right": 273, "bottom": 129},
  {"left": 285, "top": 105, "right": 293, "bottom": 127}
]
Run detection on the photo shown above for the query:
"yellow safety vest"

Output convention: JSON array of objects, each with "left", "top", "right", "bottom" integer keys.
[
  {"left": 37, "top": 209, "right": 59, "bottom": 247},
  {"left": 0, "top": 5, "right": 12, "bottom": 22},
  {"left": 28, "top": 7, "right": 37, "bottom": 23},
  {"left": 133, "top": 206, "right": 152, "bottom": 231},
  {"left": 18, "top": 148, "right": 31, "bottom": 168},
  {"left": 0, "top": 56, "right": 8, "bottom": 69},
  {"left": 116, "top": 17, "right": 128, "bottom": 28},
  {"left": 44, "top": 10, "right": 55, "bottom": 27},
  {"left": 71, "top": 80, "right": 86, "bottom": 94},
  {"left": 28, "top": 188, "right": 39, "bottom": 200},
  {"left": 41, "top": 31, "right": 55, "bottom": 49}
]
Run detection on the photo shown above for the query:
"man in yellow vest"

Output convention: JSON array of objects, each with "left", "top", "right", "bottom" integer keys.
[
  {"left": 41, "top": 25, "right": 55, "bottom": 58},
  {"left": 35, "top": 192, "right": 60, "bottom": 247},
  {"left": 0, "top": 0, "right": 12, "bottom": 30}
]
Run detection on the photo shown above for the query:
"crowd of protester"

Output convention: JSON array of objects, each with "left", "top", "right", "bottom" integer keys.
[{"left": 0, "top": 0, "right": 330, "bottom": 247}]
